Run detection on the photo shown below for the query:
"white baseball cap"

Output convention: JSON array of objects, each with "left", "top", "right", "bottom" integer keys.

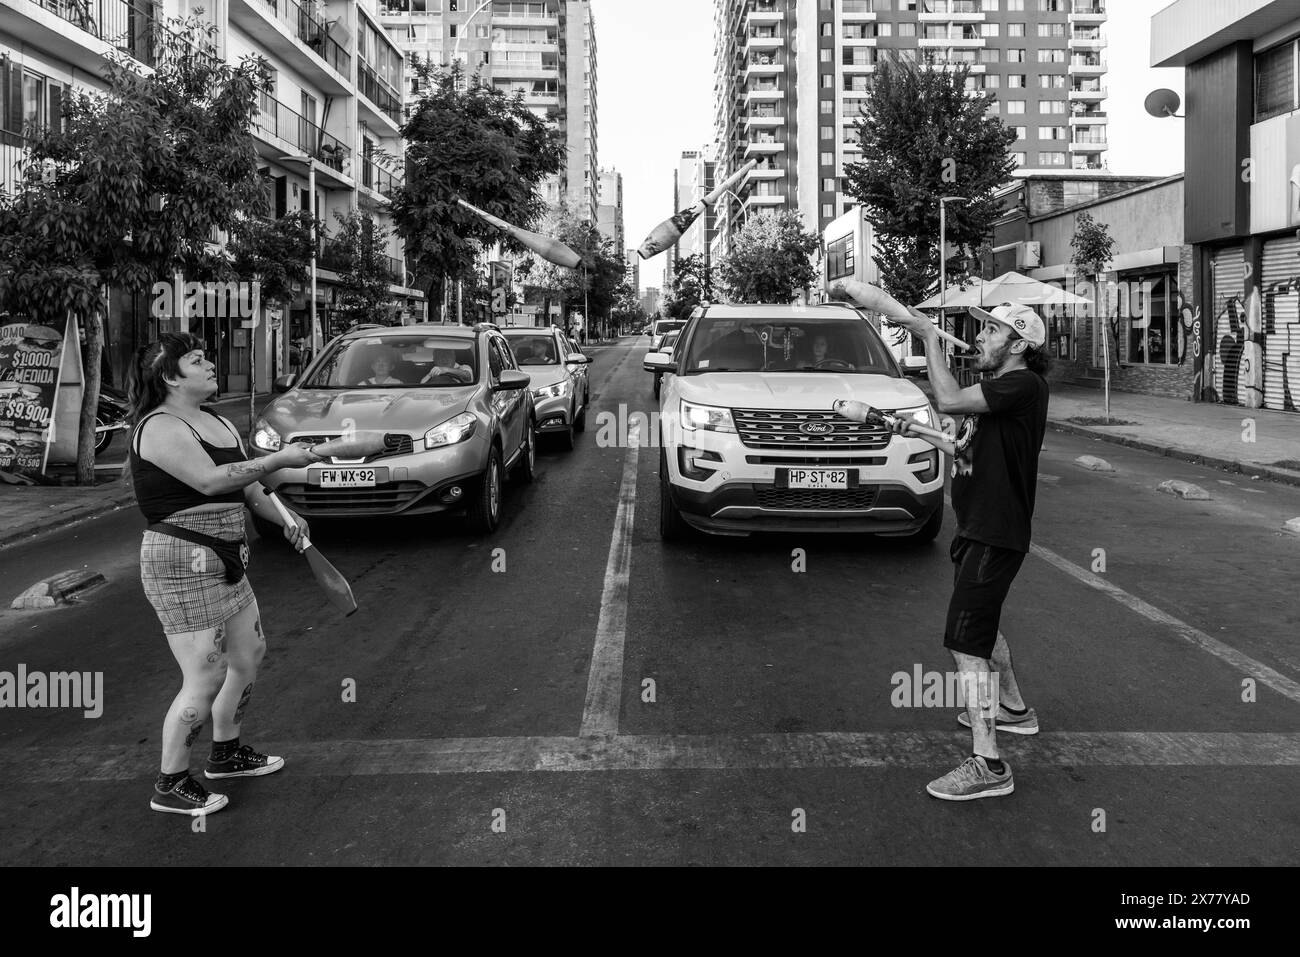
[{"left": 968, "top": 303, "right": 1046, "bottom": 349}]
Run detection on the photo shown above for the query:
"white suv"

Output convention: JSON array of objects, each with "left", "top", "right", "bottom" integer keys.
[{"left": 644, "top": 303, "right": 944, "bottom": 541}]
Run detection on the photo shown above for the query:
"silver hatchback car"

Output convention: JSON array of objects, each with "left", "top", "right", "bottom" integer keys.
[
  {"left": 251, "top": 323, "right": 535, "bottom": 534},
  {"left": 502, "top": 326, "right": 590, "bottom": 451}
]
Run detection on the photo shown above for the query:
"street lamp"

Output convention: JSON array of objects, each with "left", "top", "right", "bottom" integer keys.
[
  {"left": 939, "top": 195, "right": 968, "bottom": 342},
  {"left": 280, "top": 153, "right": 320, "bottom": 354},
  {"left": 450, "top": 0, "right": 496, "bottom": 322}
]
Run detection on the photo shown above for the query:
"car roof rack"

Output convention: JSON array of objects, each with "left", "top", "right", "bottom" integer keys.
[{"left": 473, "top": 321, "right": 501, "bottom": 332}]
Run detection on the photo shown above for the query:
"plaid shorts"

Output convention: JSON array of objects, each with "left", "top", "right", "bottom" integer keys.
[{"left": 140, "top": 506, "right": 255, "bottom": 636}]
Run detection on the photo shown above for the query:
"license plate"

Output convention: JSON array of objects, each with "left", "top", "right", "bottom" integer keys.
[
  {"left": 316, "top": 468, "right": 378, "bottom": 488},
  {"left": 785, "top": 468, "right": 849, "bottom": 489}
]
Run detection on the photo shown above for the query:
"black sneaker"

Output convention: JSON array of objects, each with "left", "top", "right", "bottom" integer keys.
[
  {"left": 150, "top": 774, "right": 229, "bottom": 816},
  {"left": 204, "top": 745, "right": 284, "bottom": 779}
]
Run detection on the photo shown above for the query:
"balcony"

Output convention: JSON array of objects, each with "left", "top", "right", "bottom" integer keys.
[
  {"left": 745, "top": 32, "right": 783, "bottom": 52},
  {"left": 1069, "top": 57, "right": 1107, "bottom": 74},
  {"left": 360, "top": 160, "right": 402, "bottom": 201},
  {"left": 358, "top": 60, "right": 403, "bottom": 129},
  {"left": 745, "top": 192, "right": 786, "bottom": 209},
  {"left": 492, "top": 2, "right": 560, "bottom": 28},
  {"left": 747, "top": 86, "right": 783, "bottom": 101},
  {"left": 919, "top": 35, "right": 985, "bottom": 48},
  {"left": 1070, "top": 137, "right": 1107, "bottom": 151},
  {"left": 231, "top": 0, "right": 352, "bottom": 95},
  {"left": 1069, "top": 111, "right": 1108, "bottom": 125},
  {"left": 744, "top": 137, "right": 785, "bottom": 157},
  {"left": 842, "top": 59, "right": 877, "bottom": 73},
  {"left": 8, "top": 0, "right": 159, "bottom": 71},
  {"left": 1069, "top": 3, "right": 1106, "bottom": 24},
  {"left": 1068, "top": 34, "right": 1107, "bottom": 50},
  {"left": 251, "top": 93, "right": 354, "bottom": 189},
  {"left": 841, "top": 1, "right": 877, "bottom": 20},
  {"left": 743, "top": 112, "right": 785, "bottom": 128},
  {"left": 745, "top": 3, "right": 782, "bottom": 25},
  {"left": 748, "top": 163, "right": 785, "bottom": 179},
  {"left": 1069, "top": 85, "right": 1107, "bottom": 100},
  {"left": 319, "top": 239, "right": 404, "bottom": 286},
  {"left": 744, "top": 60, "right": 784, "bottom": 81}
]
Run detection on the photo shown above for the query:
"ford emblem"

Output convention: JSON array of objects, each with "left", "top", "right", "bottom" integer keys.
[{"left": 800, "top": 421, "right": 833, "bottom": 435}]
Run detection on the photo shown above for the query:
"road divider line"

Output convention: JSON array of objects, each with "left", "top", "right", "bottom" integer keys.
[
  {"left": 579, "top": 419, "right": 640, "bottom": 736},
  {"left": 10, "top": 731, "right": 1300, "bottom": 781}
]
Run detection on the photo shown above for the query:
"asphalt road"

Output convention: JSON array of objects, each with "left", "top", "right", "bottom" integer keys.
[{"left": 1, "top": 337, "right": 1298, "bottom": 866}]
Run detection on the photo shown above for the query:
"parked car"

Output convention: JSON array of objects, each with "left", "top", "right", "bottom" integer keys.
[
  {"left": 650, "top": 329, "right": 680, "bottom": 399},
  {"left": 251, "top": 323, "right": 535, "bottom": 535},
  {"left": 649, "top": 318, "right": 688, "bottom": 351},
  {"left": 560, "top": 332, "right": 591, "bottom": 410},
  {"left": 502, "top": 326, "right": 589, "bottom": 451},
  {"left": 645, "top": 303, "right": 944, "bottom": 541}
]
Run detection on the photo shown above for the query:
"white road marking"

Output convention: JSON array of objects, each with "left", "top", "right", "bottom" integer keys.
[
  {"left": 8, "top": 731, "right": 1300, "bottom": 781},
  {"left": 579, "top": 419, "right": 640, "bottom": 736},
  {"left": 1029, "top": 542, "right": 1300, "bottom": 704}
]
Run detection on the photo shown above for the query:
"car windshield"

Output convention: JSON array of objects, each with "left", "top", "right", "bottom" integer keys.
[
  {"left": 678, "top": 317, "right": 898, "bottom": 376},
  {"left": 303, "top": 335, "right": 478, "bottom": 388},
  {"left": 505, "top": 334, "right": 559, "bottom": 365},
  {"left": 661, "top": 332, "right": 680, "bottom": 350}
]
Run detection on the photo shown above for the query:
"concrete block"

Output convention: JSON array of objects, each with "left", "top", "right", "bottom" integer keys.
[
  {"left": 9, "top": 569, "right": 106, "bottom": 610},
  {"left": 1283, "top": 517, "right": 1300, "bottom": 538},
  {"left": 1158, "top": 479, "right": 1211, "bottom": 500},
  {"left": 1074, "top": 455, "right": 1115, "bottom": 472}
]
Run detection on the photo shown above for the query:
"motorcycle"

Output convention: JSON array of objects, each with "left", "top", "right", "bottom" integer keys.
[{"left": 95, "top": 385, "right": 130, "bottom": 455}]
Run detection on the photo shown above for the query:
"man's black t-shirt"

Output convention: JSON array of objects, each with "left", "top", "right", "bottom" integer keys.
[{"left": 949, "top": 369, "right": 1049, "bottom": 553}]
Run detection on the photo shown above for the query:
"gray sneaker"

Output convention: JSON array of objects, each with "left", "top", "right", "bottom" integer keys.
[
  {"left": 958, "top": 705, "right": 1039, "bottom": 735},
  {"left": 926, "top": 755, "right": 1014, "bottom": 801}
]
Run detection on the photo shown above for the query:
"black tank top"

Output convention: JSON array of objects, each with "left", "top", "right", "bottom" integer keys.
[{"left": 131, "top": 409, "right": 247, "bottom": 524}]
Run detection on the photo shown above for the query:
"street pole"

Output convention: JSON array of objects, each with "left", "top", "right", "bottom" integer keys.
[
  {"left": 452, "top": 1, "right": 494, "bottom": 326},
  {"left": 938, "top": 195, "right": 968, "bottom": 351},
  {"left": 309, "top": 160, "right": 319, "bottom": 354}
]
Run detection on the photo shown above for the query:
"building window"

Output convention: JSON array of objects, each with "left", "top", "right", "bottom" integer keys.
[
  {"left": 827, "top": 234, "right": 855, "bottom": 280},
  {"left": 1008, "top": 23, "right": 1025, "bottom": 37},
  {"left": 898, "top": 22, "right": 916, "bottom": 37},
  {"left": 1008, "top": 74, "right": 1026, "bottom": 87},
  {"left": 1011, "top": 126, "right": 1027, "bottom": 139},
  {"left": 821, "top": 125, "right": 834, "bottom": 139},
  {"left": 1006, "top": 100, "right": 1026, "bottom": 114},
  {"left": 1038, "top": 0, "right": 1064, "bottom": 10},
  {"left": 822, "top": 203, "right": 835, "bottom": 220},
  {"left": 1040, "top": 99, "right": 1067, "bottom": 114},
  {"left": 821, "top": 48, "right": 832, "bottom": 63},
  {"left": 979, "top": 48, "right": 1001, "bottom": 64},
  {"left": 1039, "top": 74, "right": 1066, "bottom": 89},
  {"left": 1126, "top": 274, "right": 1174, "bottom": 365},
  {"left": 1037, "top": 151, "right": 1066, "bottom": 166},
  {"left": 1038, "top": 125, "right": 1067, "bottom": 139},
  {"left": 1038, "top": 23, "right": 1066, "bottom": 38},
  {"left": 1037, "top": 48, "right": 1066, "bottom": 63},
  {"left": 981, "top": 24, "right": 999, "bottom": 37},
  {"left": 822, "top": 177, "right": 836, "bottom": 192},
  {"left": 822, "top": 74, "right": 835, "bottom": 88},
  {"left": 1255, "top": 40, "right": 1298, "bottom": 122},
  {"left": 820, "top": 151, "right": 835, "bottom": 166},
  {"left": 1008, "top": 49, "right": 1025, "bottom": 64},
  {"left": 877, "top": 23, "right": 892, "bottom": 37},
  {"left": 1007, "top": 0, "right": 1023, "bottom": 9},
  {"left": 983, "top": 74, "right": 1000, "bottom": 88},
  {"left": 822, "top": 22, "right": 833, "bottom": 37},
  {"left": 820, "top": 0, "right": 832, "bottom": 8},
  {"left": 1012, "top": 151, "right": 1026, "bottom": 165}
]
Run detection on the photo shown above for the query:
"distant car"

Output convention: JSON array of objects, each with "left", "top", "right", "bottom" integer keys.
[
  {"left": 649, "top": 318, "right": 687, "bottom": 351},
  {"left": 561, "top": 332, "right": 592, "bottom": 409},
  {"left": 502, "top": 326, "right": 589, "bottom": 451},
  {"left": 252, "top": 323, "right": 535, "bottom": 535},
  {"left": 650, "top": 330, "right": 680, "bottom": 399},
  {"left": 645, "top": 303, "right": 943, "bottom": 542}
]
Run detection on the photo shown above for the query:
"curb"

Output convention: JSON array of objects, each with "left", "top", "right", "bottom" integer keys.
[
  {"left": 0, "top": 488, "right": 137, "bottom": 551},
  {"left": 1047, "top": 420, "right": 1300, "bottom": 489}
]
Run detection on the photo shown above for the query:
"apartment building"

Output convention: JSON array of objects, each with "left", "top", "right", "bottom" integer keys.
[
  {"left": 596, "top": 166, "right": 623, "bottom": 255},
  {"left": 664, "top": 149, "right": 717, "bottom": 285},
  {"left": 381, "top": 0, "right": 597, "bottom": 219},
  {"left": 712, "top": 0, "right": 1110, "bottom": 253},
  {"left": 1, "top": 0, "right": 421, "bottom": 392}
]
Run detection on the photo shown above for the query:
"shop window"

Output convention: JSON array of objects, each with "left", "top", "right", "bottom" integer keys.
[
  {"left": 1126, "top": 274, "right": 1173, "bottom": 365},
  {"left": 1255, "top": 40, "right": 1297, "bottom": 122}
]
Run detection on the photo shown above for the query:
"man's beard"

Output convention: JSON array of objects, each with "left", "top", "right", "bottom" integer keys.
[{"left": 975, "top": 340, "right": 1013, "bottom": 372}]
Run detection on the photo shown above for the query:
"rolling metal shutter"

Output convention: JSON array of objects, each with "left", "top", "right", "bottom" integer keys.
[
  {"left": 1211, "top": 247, "right": 1247, "bottom": 405},
  {"left": 1260, "top": 236, "right": 1300, "bottom": 412}
]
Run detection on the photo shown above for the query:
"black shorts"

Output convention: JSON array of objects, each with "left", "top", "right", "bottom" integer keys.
[{"left": 944, "top": 536, "right": 1027, "bottom": 659}]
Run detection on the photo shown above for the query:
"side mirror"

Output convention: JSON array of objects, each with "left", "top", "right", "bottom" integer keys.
[
  {"left": 565, "top": 353, "right": 589, "bottom": 364},
  {"left": 643, "top": 352, "right": 676, "bottom": 373},
  {"left": 900, "top": 356, "right": 927, "bottom": 377},
  {"left": 273, "top": 374, "right": 296, "bottom": 393},
  {"left": 495, "top": 369, "right": 530, "bottom": 391}
]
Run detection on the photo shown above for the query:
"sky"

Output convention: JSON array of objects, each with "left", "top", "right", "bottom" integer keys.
[{"left": 590, "top": 0, "right": 1187, "bottom": 295}]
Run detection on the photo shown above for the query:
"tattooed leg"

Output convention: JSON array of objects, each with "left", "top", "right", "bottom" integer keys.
[
  {"left": 161, "top": 628, "right": 227, "bottom": 773},
  {"left": 953, "top": 650, "right": 998, "bottom": 761},
  {"left": 212, "top": 603, "right": 264, "bottom": 739}
]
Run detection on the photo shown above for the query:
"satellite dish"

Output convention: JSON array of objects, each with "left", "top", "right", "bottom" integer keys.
[{"left": 1144, "top": 89, "right": 1183, "bottom": 119}]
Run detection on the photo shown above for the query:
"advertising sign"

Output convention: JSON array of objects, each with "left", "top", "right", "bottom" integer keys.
[{"left": 0, "top": 313, "right": 70, "bottom": 478}]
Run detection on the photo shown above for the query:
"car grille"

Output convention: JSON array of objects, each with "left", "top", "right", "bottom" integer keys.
[
  {"left": 755, "top": 486, "right": 880, "bottom": 510},
  {"left": 289, "top": 432, "right": 414, "bottom": 461},
  {"left": 732, "top": 409, "right": 891, "bottom": 450},
  {"left": 745, "top": 455, "right": 886, "bottom": 466},
  {"left": 274, "top": 482, "right": 426, "bottom": 514}
]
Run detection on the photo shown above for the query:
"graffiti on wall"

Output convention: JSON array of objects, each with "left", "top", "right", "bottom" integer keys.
[
  {"left": 1260, "top": 275, "right": 1300, "bottom": 412},
  {"left": 1207, "top": 277, "right": 1300, "bottom": 411}
]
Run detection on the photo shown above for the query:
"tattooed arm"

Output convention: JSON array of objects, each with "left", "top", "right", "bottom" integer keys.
[{"left": 136, "top": 416, "right": 318, "bottom": 496}]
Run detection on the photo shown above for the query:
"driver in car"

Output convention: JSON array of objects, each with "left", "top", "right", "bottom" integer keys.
[
  {"left": 807, "top": 333, "right": 850, "bottom": 369},
  {"left": 420, "top": 348, "right": 473, "bottom": 384}
]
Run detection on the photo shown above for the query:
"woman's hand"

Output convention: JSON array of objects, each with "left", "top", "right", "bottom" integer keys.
[
  {"left": 271, "top": 441, "right": 318, "bottom": 469},
  {"left": 283, "top": 514, "right": 310, "bottom": 553}
]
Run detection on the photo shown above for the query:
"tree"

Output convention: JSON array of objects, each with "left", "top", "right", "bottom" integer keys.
[
  {"left": 842, "top": 58, "right": 1016, "bottom": 312},
  {"left": 718, "top": 211, "right": 820, "bottom": 304},
  {"left": 526, "top": 202, "right": 624, "bottom": 337},
  {"left": 391, "top": 62, "right": 566, "bottom": 320},
  {"left": 323, "top": 209, "right": 397, "bottom": 327},
  {"left": 0, "top": 15, "right": 270, "bottom": 484},
  {"left": 226, "top": 209, "right": 316, "bottom": 308},
  {"left": 661, "top": 253, "right": 711, "bottom": 320},
  {"left": 1070, "top": 210, "right": 1117, "bottom": 419}
]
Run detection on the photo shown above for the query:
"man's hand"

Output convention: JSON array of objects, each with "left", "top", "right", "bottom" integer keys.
[
  {"left": 886, "top": 309, "right": 940, "bottom": 346},
  {"left": 832, "top": 399, "right": 870, "bottom": 423}
]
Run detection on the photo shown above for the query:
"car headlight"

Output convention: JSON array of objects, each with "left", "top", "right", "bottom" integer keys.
[
  {"left": 531, "top": 379, "right": 571, "bottom": 400},
  {"left": 424, "top": 412, "right": 477, "bottom": 449},
  {"left": 680, "top": 399, "right": 736, "bottom": 434},
  {"left": 896, "top": 405, "right": 933, "bottom": 428},
  {"left": 251, "top": 419, "right": 281, "bottom": 452}
]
